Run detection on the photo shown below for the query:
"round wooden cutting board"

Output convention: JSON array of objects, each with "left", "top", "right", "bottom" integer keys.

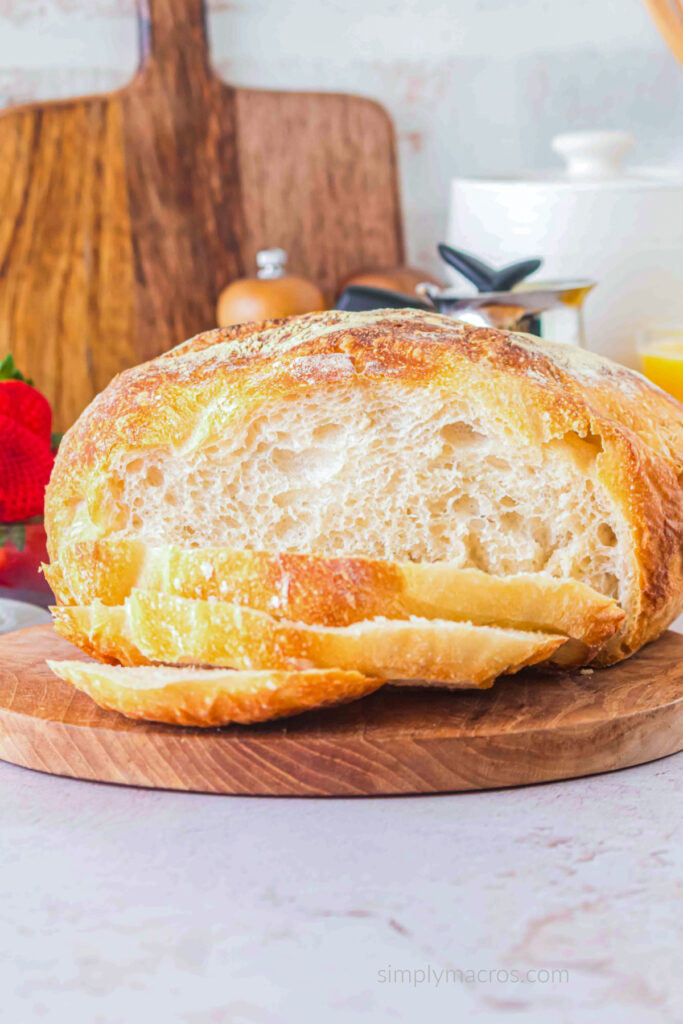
[{"left": 1, "top": 624, "right": 683, "bottom": 796}]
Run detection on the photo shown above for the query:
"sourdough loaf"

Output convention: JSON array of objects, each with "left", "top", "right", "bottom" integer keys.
[{"left": 46, "top": 309, "right": 683, "bottom": 665}]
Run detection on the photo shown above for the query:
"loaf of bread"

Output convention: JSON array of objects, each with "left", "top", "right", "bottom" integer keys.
[{"left": 44, "top": 308, "right": 683, "bottom": 723}]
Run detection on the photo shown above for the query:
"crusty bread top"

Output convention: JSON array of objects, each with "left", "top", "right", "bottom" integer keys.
[
  {"left": 166, "top": 310, "right": 683, "bottom": 469},
  {"left": 50, "top": 309, "right": 683, "bottom": 476},
  {"left": 45, "top": 309, "right": 683, "bottom": 662}
]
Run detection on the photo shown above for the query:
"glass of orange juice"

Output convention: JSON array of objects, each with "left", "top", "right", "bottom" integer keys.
[{"left": 638, "top": 327, "right": 683, "bottom": 403}]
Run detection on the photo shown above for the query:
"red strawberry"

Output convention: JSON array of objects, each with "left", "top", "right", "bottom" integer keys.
[
  {"left": 0, "top": 413, "right": 54, "bottom": 522},
  {"left": 0, "top": 519, "right": 51, "bottom": 594},
  {"left": 0, "top": 379, "right": 52, "bottom": 444}
]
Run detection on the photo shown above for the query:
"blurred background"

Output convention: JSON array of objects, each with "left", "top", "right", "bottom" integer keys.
[{"left": 1, "top": 0, "right": 681, "bottom": 274}]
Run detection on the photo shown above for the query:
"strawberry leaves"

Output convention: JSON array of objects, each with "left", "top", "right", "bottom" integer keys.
[
  {"left": 0, "top": 354, "right": 33, "bottom": 387},
  {"left": 0, "top": 521, "right": 26, "bottom": 551}
]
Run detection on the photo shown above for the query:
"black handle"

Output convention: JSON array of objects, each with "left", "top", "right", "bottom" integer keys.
[
  {"left": 335, "top": 284, "right": 432, "bottom": 314},
  {"left": 492, "top": 258, "right": 543, "bottom": 292},
  {"left": 437, "top": 245, "right": 494, "bottom": 291},
  {"left": 438, "top": 244, "right": 542, "bottom": 293}
]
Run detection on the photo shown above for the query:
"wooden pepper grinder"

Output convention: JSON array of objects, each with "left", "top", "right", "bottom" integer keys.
[{"left": 216, "top": 249, "right": 326, "bottom": 327}]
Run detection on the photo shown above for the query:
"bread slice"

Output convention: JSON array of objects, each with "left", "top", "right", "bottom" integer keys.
[
  {"left": 47, "top": 660, "right": 383, "bottom": 726},
  {"left": 45, "top": 309, "right": 683, "bottom": 664},
  {"left": 52, "top": 590, "right": 566, "bottom": 687},
  {"left": 46, "top": 540, "right": 624, "bottom": 651}
]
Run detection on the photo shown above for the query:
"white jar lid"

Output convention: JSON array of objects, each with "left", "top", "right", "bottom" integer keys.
[
  {"left": 552, "top": 130, "right": 634, "bottom": 180},
  {"left": 454, "top": 131, "right": 683, "bottom": 190}
]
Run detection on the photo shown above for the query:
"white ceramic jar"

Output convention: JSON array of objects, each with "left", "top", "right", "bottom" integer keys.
[{"left": 447, "top": 131, "right": 683, "bottom": 365}]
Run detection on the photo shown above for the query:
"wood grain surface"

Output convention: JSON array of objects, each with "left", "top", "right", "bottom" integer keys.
[
  {"left": 0, "top": 0, "right": 403, "bottom": 431},
  {"left": 1, "top": 624, "right": 683, "bottom": 796}
]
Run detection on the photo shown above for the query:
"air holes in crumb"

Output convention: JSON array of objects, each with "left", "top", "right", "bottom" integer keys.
[
  {"left": 500, "top": 496, "right": 517, "bottom": 508},
  {"left": 312, "top": 423, "right": 344, "bottom": 445},
  {"left": 584, "top": 432, "right": 604, "bottom": 453},
  {"left": 440, "top": 422, "right": 486, "bottom": 448},
  {"left": 487, "top": 456, "right": 512, "bottom": 471},
  {"left": 271, "top": 448, "right": 297, "bottom": 473},
  {"left": 274, "top": 489, "right": 307, "bottom": 509},
  {"left": 146, "top": 466, "right": 164, "bottom": 487},
  {"left": 164, "top": 491, "right": 178, "bottom": 506},
  {"left": 449, "top": 495, "right": 479, "bottom": 517},
  {"left": 464, "top": 530, "right": 488, "bottom": 571},
  {"left": 500, "top": 511, "right": 522, "bottom": 533},
  {"left": 598, "top": 523, "right": 617, "bottom": 547}
]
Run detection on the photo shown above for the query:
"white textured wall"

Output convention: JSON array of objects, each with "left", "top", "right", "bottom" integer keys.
[{"left": 0, "top": 0, "right": 681, "bottom": 272}]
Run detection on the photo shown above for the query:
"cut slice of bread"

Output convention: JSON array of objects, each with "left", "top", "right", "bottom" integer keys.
[
  {"left": 47, "top": 660, "right": 383, "bottom": 727},
  {"left": 52, "top": 590, "right": 567, "bottom": 687},
  {"left": 53, "top": 603, "right": 143, "bottom": 666},
  {"left": 46, "top": 540, "right": 624, "bottom": 651}
]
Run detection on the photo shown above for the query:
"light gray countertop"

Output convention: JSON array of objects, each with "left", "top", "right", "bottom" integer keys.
[{"left": 1, "top": 599, "right": 682, "bottom": 1023}]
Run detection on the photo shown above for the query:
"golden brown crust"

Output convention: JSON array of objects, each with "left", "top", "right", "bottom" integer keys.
[
  {"left": 52, "top": 592, "right": 566, "bottom": 687},
  {"left": 47, "top": 659, "right": 383, "bottom": 727},
  {"left": 52, "top": 603, "right": 148, "bottom": 666},
  {"left": 47, "top": 540, "right": 624, "bottom": 651},
  {"left": 45, "top": 309, "right": 683, "bottom": 663}
]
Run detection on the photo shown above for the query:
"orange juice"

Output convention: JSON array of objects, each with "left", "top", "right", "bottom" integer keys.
[{"left": 640, "top": 339, "right": 683, "bottom": 403}]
